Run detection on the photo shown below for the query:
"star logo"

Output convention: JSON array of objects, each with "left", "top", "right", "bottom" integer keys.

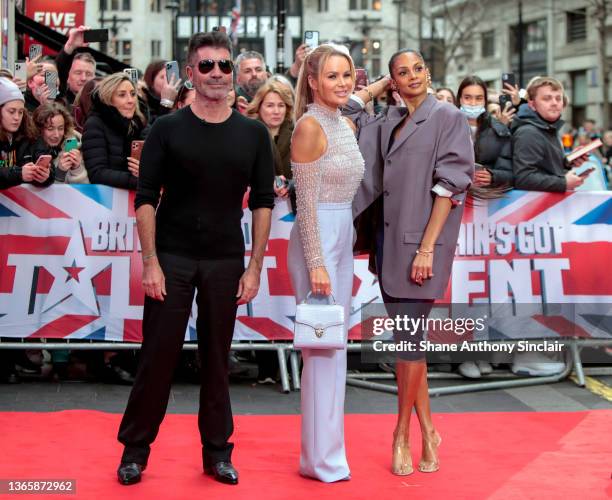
[
  {"left": 64, "top": 259, "right": 85, "bottom": 283},
  {"left": 41, "top": 224, "right": 110, "bottom": 315}
]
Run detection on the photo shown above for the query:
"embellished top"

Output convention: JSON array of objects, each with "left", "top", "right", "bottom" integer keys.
[{"left": 291, "top": 103, "right": 365, "bottom": 270}]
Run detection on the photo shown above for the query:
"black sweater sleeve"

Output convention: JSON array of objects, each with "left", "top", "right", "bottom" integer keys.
[
  {"left": 248, "top": 122, "right": 275, "bottom": 211},
  {"left": 135, "top": 119, "right": 165, "bottom": 210},
  {"left": 56, "top": 48, "right": 74, "bottom": 96},
  {"left": 82, "top": 116, "right": 137, "bottom": 190},
  {"left": 0, "top": 166, "right": 23, "bottom": 190}
]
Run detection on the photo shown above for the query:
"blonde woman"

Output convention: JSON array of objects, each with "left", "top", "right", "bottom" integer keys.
[
  {"left": 82, "top": 73, "right": 147, "bottom": 189},
  {"left": 247, "top": 81, "right": 294, "bottom": 203},
  {"left": 288, "top": 45, "right": 364, "bottom": 482}
]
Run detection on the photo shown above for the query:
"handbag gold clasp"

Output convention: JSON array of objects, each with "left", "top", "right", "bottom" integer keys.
[{"left": 315, "top": 327, "right": 324, "bottom": 338}]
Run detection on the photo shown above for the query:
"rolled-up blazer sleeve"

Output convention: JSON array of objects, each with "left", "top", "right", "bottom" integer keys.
[{"left": 432, "top": 109, "right": 474, "bottom": 205}]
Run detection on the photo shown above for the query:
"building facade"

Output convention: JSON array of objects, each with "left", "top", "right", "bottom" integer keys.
[
  {"left": 85, "top": 0, "right": 174, "bottom": 71},
  {"left": 430, "top": 0, "right": 612, "bottom": 128},
  {"left": 302, "top": 0, "right": 423, "bottom": 80}
]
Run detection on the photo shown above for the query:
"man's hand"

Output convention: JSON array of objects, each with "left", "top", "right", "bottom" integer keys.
[
  {"left": 236, "top": 266, "right": 260, "bottom": 305},
  {"left": 565, "top": 171, "right": 586, "bottom": 190},
  {"left": 64, "top": 25, "right": 90, "bottom": 54},
  {"left": 142, "top": 258, "right": 166, "bottom": 301}
]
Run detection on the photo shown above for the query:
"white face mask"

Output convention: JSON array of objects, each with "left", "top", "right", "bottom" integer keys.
[{"left": 460, "top": 104, "right": 486, "bottom": 119}]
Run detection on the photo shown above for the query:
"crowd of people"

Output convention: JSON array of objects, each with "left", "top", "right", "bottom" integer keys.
[{"left": 0, "top": 24, "right": 608, "bottom": 387}]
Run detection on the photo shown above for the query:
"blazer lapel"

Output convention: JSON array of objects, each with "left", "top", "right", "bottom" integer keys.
[
  {"left": 386, "top": 95, "right": 438, "bottom": 157},
  {"left": 380, "top": 106, "right": 407, "bottom": 158}
]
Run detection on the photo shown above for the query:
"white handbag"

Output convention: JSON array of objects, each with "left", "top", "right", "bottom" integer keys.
[{"left": 293, "top": 293, "right": 346, "bottom": 350}]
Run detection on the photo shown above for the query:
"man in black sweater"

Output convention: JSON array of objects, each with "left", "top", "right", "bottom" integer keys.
[{"left": 117, "top": 31, "right": 274, "bottom": 486}]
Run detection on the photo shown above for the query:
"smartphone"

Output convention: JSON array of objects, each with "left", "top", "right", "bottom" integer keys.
[
  {"left": 123, "top": 68, "right": 139, "bottom": 86},
  {"left": 304, "top": 30, "right": 319, "bottom": 50},
  {"left": 83, "top": 29, "right": 109, "bottom": 43},
  {"left": 499, "top": 94, "right": 513, "bottom": 111},
  {"left": 501, "top": 72, "right": 516, "bottom": 89},
  {"left": 64, "top": 137, "right": 79, "bottom": 153},
  {"left": 165, "top": 61, "right": 180, "bottom": 85},
  {"left": 45, "top": 70, "right": 59, "bottom": 99},
  {"left": 130, "top": 140, "right": 145, "bottom": 161},
  {"left": 13, "top": 61, "right": 27, "bottom": 82},
  {"left": 355, "top": 68, "right": 369, "bottom": 89},
  {"left": 35, "top": 155, "right": 52, "bottom": 169},
  {"left": 474, "top": 162, "right": 485, "bottom": 171},
  {"left": 29, "top": 44, "right": 43, "bottom": 61}
]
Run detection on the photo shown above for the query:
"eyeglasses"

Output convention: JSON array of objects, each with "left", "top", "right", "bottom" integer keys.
[{"left": 193, "top": 59, "right": 234, "bottom": 75}]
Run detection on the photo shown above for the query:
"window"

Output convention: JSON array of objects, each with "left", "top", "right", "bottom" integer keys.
[
  {"left": 150, "top": 0, "right": 161, "bottom": 12},
  {"left": 511, "top": 19, "right": 547, "bottom": 54},
  {"left": 151, "top": 40, "right": 161, "bottom": 58},
  {"left": 571, "top": 70, "right": 587, "bottom": 127},
  {"left": 318, "top": 0, "right": 329, "bottom": 12},
  {"left": 350, "top": 0, "right": 381, "bottom": 10},
  {"left": 567, "top": 8, "right": 586, "bottom": 43},
  {"left": 122, "top": 0, "right": 131, "bottom": 10},
  {"left": 481, "top": 30, "right": 494, "bottom": 58},
  {"left": 104, "top": 0, "right": 130, "bottom": 10},
  {"left": 115, "top": 40, "right": 132, "bottom": 64}
]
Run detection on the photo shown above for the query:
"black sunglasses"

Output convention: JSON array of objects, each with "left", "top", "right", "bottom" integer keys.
[{"left": 194, "top": 59, "right": 234, "bottom": 75}]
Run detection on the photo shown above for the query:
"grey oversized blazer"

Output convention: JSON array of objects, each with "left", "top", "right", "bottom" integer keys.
[{"left": 345, "top": 95, "right": 474, "bottom": 299}]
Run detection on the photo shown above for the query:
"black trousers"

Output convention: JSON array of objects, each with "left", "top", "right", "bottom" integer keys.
[{"left": 117, "top": 252, "right": 244, "bottom": 466}]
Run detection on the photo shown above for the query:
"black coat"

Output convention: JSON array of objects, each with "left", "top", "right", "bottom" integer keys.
[
  {"left": 474, "top": 114, "right": 513, "bottom": 188},
  {"left": 0, "top": 138, "right": 54, "bottom": 189},
  {"left": 511, "top": 105, "right": 567, "bottom": 192},
  {"left": 142, "top": 87, "right": 171, "bottom": 126},
  {"left": 82, "top": 95, "right": 147, "bottom": 190}
]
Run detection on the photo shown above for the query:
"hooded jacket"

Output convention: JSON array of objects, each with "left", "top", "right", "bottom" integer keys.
[
  {"left": 511, "top": 104, "right": 568, "bottom": 192},
  {"left": 82, "top": 93, "right": 147, "bottom": 190}
]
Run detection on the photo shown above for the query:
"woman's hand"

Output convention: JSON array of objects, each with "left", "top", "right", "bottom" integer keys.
[
  {"left": 160, "top": 73, "right": 181, "bottom": 103},
  {"left": 310, "top": 266, "right": 332, "bottom": 296},
  {"left": 502, "top": 82, "right": 521, "bottom": 106},
  {"left": 498, "top": 101, "right": 516, "bottom": 126},
  {"left": 26, "top": 55, "right": 43, "bottom": 80},
  {"left": 236, "top": 96, "right": 249, "bottom": 114},
  {"left": 273, "top": 175, "right": 289, "bottom": 198},
  {"left": 21, "top": 162, "right": 38, "bottom": 182},
  {"left": 473, "top": 168, "right": 493, "bottom": 187},
  {"left": 58, "top": 152, "right": 73, "bottom": 171},
  {"left": 411, "top": 251, "right": 434, "bottom": 286},
  {"left": 67, "top": 149, "right": 82, "bottom": 169},
  {"left": 33, "top": 164, "right": 51, "bottom": 183},
  {"left": 127, "top": 157, "right": 140, "bottom": 177}
]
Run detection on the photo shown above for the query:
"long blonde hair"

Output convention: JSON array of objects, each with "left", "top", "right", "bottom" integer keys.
[
  {"left": 94, "top": 72, "right": 146, "bottom": 125},
  {"left": 246, "top": 80, "right": 294, "bottom": 125},
  {"left": 294, "top": 44, "right": 355, "bottom": 120}
]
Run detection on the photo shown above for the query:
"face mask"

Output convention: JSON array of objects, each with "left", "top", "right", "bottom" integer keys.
[{"left": 460, "top": 104, "right": 486, "bottom": 119}]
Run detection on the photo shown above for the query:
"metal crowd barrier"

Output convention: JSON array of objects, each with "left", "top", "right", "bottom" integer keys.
[{"left": 1, "top": 337, "right": 610, "bottom": 395}]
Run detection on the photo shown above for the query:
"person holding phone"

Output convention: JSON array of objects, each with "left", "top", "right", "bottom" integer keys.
[
  {"left": 246, "top": 81, "right": 295, "bottom": 209},
  {"left": 512, "top": 76, "right": 589, "bottom": 192},
  {"left": 82, "top": 73, "right": 147, "bottom": 190},
  {"left": 141, "top": 60, "right": 182, "bottom": 124},
  {"left": 31, "top": 102, "right": 88, "bottom": 184},
  {"left": 56, "top": 26, "right": 97, "bottom": 107},
  {"left": 288, "top": 44, "right": 364, "bottom": 483},
  {"left": 0, "top": 78, "right": 53, "bottom": 188},
  {"left": 455, "top": 75, "right": 514, "bottom": 190},
  {"left": 345, "top": 49, "right": 473, "bottom": 476}
]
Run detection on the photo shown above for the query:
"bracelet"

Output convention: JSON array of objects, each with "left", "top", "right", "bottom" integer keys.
[
  {"left": 365, "top": 87, "right": 374, "bottom": 102},
  {"left": 142, "top": 252, "right": 157, "bottom": 261},
  {"left": 416, "top": 249, "right": 434, "bottom": 255},
  {"left": 160, "top": 98, "right": 174, "bottom": 108}
]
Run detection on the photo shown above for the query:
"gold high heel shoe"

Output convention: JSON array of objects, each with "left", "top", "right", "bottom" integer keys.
[
  {"left": 418, "top": 432, "right": 441, "bottom": 473},
  {"left": 391, "top": 438, "right": 414, "bottom": 476}
]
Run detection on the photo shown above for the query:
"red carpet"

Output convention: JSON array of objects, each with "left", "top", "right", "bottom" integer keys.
[{"left": 0, "top": 410, "right": 610, "bottom": 499}]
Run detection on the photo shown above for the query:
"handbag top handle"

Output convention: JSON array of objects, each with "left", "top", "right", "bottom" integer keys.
[{"left": 301, "top": 292, "right": 337, "bottom": 305}]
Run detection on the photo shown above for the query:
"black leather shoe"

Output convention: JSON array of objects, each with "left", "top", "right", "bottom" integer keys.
[
  {"left": 204, "top": 461, "right": 239, "bottom": 485},
  {"left": 117, "top": 462, "right": 145, "bottom": 485}
]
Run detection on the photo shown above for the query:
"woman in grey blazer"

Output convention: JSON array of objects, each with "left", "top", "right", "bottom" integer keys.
[{"left": 344, "top": 50, "right": 474, "bottom": 476}]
